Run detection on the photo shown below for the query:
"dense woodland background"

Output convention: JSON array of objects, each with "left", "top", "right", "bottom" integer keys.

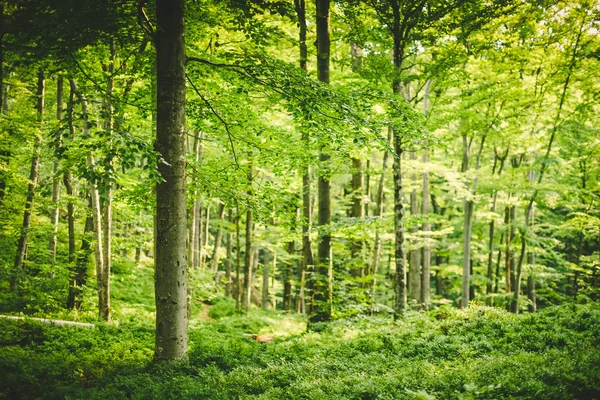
[{"left": 0, "top": 0, "right": 599, "bottom": 398}]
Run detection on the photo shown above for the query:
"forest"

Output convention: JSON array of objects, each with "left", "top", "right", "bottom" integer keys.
[{"left": 0, "top": 0, "right": 599, "bottom": 398}]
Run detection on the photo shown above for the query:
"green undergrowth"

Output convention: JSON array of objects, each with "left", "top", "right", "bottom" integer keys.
[{"left": 1, "top": 300, "right": 599, "bottom": 399}]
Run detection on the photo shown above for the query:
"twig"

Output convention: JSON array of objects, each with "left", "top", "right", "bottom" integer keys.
[{"left": 185, "top": 73, "right": 239, "bottom": 167}]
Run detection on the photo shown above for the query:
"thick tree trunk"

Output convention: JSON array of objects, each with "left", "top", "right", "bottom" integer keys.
[
  {"left": 11, "top": 71, "right": 45, "bottom": 291},
  {"left": 49, "top": 76, "right": 63, "bottom": 263},
  {"left": 311, "top": 0, "right": 332, "bottom": 324},
  {"left": 210, "top": 202, "right": 226, "bottom": 272},
  {"left": 154, "top": 0, "right": 188, "bottom": 362}
]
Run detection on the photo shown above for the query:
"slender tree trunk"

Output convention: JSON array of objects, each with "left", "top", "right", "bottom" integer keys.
[
  {"left": 210, "top": 202, "right": 226, "bottom": 272},
  {"left": 409, "top": 151, "right": 421, "bottom": 304},
  {"left": 225, "top": 209, "right": 233, "bottom": 297},
  {"left": 203, "top": 202, "right": 212, "bottom": 267},
  {"left": 284, "top": 238, "right": 295, "bottom": 312},
  {"left": 70, "top": 79, "right": 105, "bottom": 321},
  {"left": 505, "top": 205, "right": 511, "bottom": 293},
  {"left": 235, "top": 206, "right": 242, "bottom": 311},
  {"left": 350, "top": 157, "right": 364, "bottom": 278},
  {"left": 371, "top": 128, "right": 392, "bottom": 301},
  {"left": 242, "top": 163, "right": 254, "bottom": 312},
  {"left": 189, "top": 131, "right": 204, "bottom": 269},
  {"left": 421, "top": 150, "right": 430, "bottom": 310},
  {"left": 154, "top": 0, "right": 188, "bottom": 362},
  {"left": 64, "top": 82, "right": 76, "bottom": 266},
  {"left": 68, "top": 197, "right": 93, "bottom": 309},
  {"left": 11, "top": 71, "right": 45, "bottom": 290},
  {"left": 262, "top": 248, "right": 271, "bottom": 309},
  {"left": 49, "top": 76, "right": 63, "bottom": 263},
  {"left": 294, "top": 0, "right": 312, "bottom": 316},
  {"left": 311, "top": 0, "right": 333, "bottom": 324},
  {"left": 391, "top": 17, "right": 407, "bottom": 315},
  {"left": 420, "top": 80, "right": 431, "bottom": 310},
  {"left": 0, "top": 4, "right": 7, "bottom": 207},
  {"left": 98, "top": 39, "right": 116, "bottom": 322}
]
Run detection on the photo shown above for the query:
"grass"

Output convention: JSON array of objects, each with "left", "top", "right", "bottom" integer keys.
[{"left": 0, "top": 260, "right": 599, "bottom": 399}]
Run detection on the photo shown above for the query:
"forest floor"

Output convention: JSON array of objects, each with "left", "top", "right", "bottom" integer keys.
[{"left": 1, "top": 261, "right": 599, "bottom": 399}]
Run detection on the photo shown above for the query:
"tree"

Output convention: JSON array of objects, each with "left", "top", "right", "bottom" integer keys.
[{"left": 153, "top": 0, "right": 188, "bottom": 362}]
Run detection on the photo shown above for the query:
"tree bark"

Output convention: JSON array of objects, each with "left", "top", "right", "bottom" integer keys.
[
  {"left": 70, "top": 79, "right": 106, "bottom": 321},
  {"left": 370, "top": 128, "right": 392, "bottom": 303},
  {"left": 99, "top": 38, "right": 116, "bottom": 323},
  {"left": 68, "top": 197, "right": 93, "bottom": 309},
  {"left": 242, "top": 163, "right": 254, "bottom": 312},
  {"left": 409, "top": 151, "right": 421, "bottom": 304},
  {"left": 210, "top": 202, "right": 226, "bottom": 273},
  {"left": 350, "top": 157, "right": 364, "bottom": 278},
  {"left": 311, "top": 0, "right": 333, "bottom": 324},
  {"left": 262, "top": 247, "right": 271, "bottom": 309},
  {"left": 235, "top": 206, "right": 242, "bottom": 311},
  {"left": 11, "top": 71, "right": 45, "bottom": 290},
  {"left": 391, "top": 5, "right": 407, "bottom": 315},
  {"left": 154, "top": 0, "right": 188, "bottom": 362},
  {"left": 49, "top": 75, "right": 63, "bottom": 263},
  {"left": 225, "top": 209, "right": 233, "bottom": 297}
]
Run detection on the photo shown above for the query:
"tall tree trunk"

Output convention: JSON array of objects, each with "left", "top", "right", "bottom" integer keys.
[
  {"left": 203, "top": 202, "right": 212, "bottom": 267},
  {"left": 461, "top": 132, "right": 486, "bottom": 308},
  {"left": 154, "top": 0, "right": 188, "bottom": 362},
  {"left": 64, "top": 81, "right": 76, "bottom": 266},
  {"left": 225, "top": 209, "right": 233, "bottom": 297},
  {"left": 409, "top": 151, "right": 421, "bottom": 304},
  {"left": 311, "top": 0, "right": 332, "bottom": 324},
  {"left": 294, "top": 0, "right": 312, "bottom": 316},
  {"left": 391, "top": 10, "right": 407, "bottom": 315},
  {"left": 421, "top": 149, "right": 430, "bottom": 310},
  {"left": 49, "top": 76, "right": 63, "bottom": 263},
  {"left": 189, "top": 131, "right": 204, "bottom": 269},
  {"left": 68, "top": 197, "right": 93, "bottom": 309},
  {"left": 420, "top": 80, "right": 432, "bottom": 310},
  {"left": 99, "top": 38, "right": 116, "bottom": 322},
  {"left": 370, "top": 128, "right": 392, "bottom": 301},
  {"left": 262, "top": 247, "right": 271, "bottom": 309},
  {"left": 504, "top": 205, "right": 512, "bottom": 295},
  {"left": 350, "top": 157, "right": 364, "bottom": 278},
  {"left": 242, "top": 163, "right": 254, "bottom": 312},
  {"left": 0, "top": 4, "right": 7, "bottom": 207},
  {"left": 210, "top": 202, "right": 226, "bottom": 272},
  {"left": 284, "top": 238, "right": 295, "bottom": 312},
  {"left": 70, "top": 79, "right": 105, "bottom": 321},
  {"left": 235, "top": 206, "right": 242, "bottom": 311},
  {"left": 11, "top": 71, "right": 45, "bottom": 290}
]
